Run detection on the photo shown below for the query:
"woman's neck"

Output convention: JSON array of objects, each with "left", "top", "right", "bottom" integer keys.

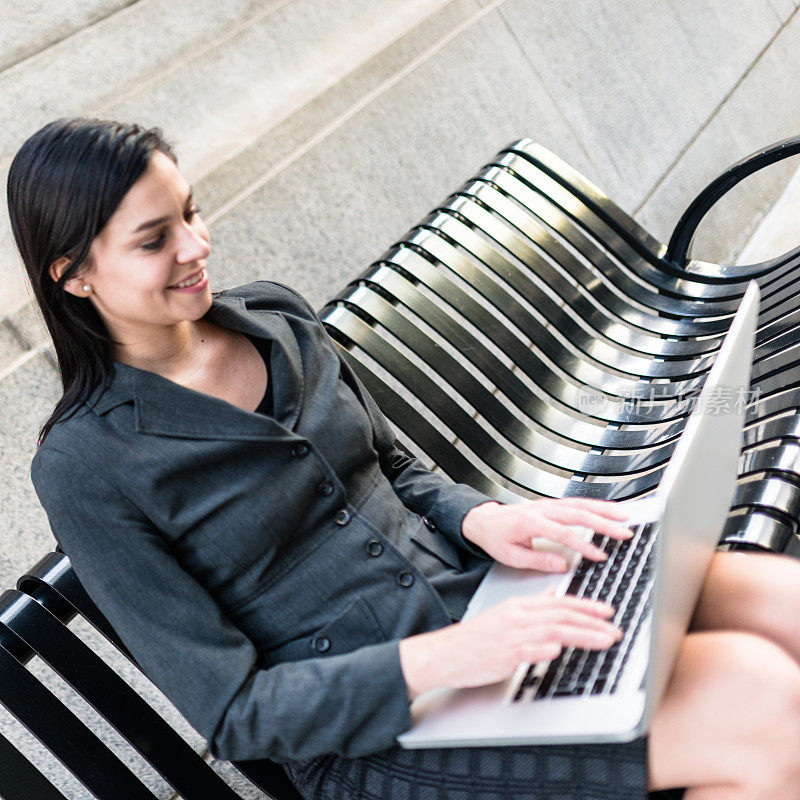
[{"left": 111, "top": 318, "right": 214, "bottom": 384}]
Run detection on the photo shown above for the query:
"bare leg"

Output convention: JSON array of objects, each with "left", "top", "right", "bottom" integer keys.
[
  {"left": 691, "top": 551, "right": 800, "bottom": 662},
  {"left": 648, "top": 630, "right": 800, "bottom": 798}
]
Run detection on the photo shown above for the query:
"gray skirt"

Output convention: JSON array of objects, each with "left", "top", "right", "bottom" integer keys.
[{"left": 282, "top": 737, "right": 650, "bottom": 800}]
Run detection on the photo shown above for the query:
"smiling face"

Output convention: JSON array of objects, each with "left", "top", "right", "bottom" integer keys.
[{"left": 53, "top": 150, "right": 213, "bottom": 358}]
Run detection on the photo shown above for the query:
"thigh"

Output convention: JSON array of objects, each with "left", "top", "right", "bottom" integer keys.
[
  {"left": 691, "top": 551, "right": 800, "bottom": 642},
  {"left": 285, "top": 737, "right": 649, "bottom": 800}
]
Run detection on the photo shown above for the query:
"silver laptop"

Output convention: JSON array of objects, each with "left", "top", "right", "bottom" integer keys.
[{"left": 398, "top": 280, "right": 759, "bottom": 749}]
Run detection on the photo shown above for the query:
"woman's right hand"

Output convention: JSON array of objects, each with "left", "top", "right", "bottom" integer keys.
[{"left": 398, "top": 593, "right": 622, "bottom": 701}]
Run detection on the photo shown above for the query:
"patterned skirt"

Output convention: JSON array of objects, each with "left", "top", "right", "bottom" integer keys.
[{"left": 282, "top": 737, "right": 650, "bottom": 800}]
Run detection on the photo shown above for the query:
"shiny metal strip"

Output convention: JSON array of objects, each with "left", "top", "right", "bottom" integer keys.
[
  {"left": 456, "top": 176, "right": 736, "bottom": 317},
  {"left": 733, "top": 476, "right": 800, "bottom": 519},
  {"left": 361, "top": 259, "right": 690, "bottom": 449},
  {"left": 324, "top": 304, "right": 665, "bottom": 497},
  {"left": 720, "top": 511, "right": 798, "bottom": 554},
  {"left": 338, "top": 284, "right": 675, "bottom": 475}
]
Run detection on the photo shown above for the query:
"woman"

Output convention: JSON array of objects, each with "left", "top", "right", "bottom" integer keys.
[{"left": 9, "top": 117, "right": 800, "bottom": 800}]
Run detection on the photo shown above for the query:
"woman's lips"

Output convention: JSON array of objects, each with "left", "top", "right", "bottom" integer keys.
[{"left": 168, "top": 268, "right": 208, "bottom": 293}]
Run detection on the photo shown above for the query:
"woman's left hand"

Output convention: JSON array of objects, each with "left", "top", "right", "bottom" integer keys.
[{"left": 461, "top": 498, "right": 633, "bottom": 572}]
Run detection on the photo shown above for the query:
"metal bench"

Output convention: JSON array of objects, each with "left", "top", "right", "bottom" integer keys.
[
  {"left": 322, "top": 136, "right": 800, "bottom": 556},
  {"left": 2, "top": 137, "right": 799, "bottom": 800}
]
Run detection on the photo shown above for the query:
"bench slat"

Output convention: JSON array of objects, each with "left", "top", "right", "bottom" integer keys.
[
  {"left": 0, "top": 729, "right": 69, "bottom": 800},
  {"left": 0, "top": 629, "right": 157, "bottom": 799},
  {"left": 2, "top": 589, "right": 242, "bottom": 800}
]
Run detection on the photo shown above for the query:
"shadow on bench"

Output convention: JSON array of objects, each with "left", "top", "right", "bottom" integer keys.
[{"left": 3, "top": 136, "right": 800, "bottom": 799}]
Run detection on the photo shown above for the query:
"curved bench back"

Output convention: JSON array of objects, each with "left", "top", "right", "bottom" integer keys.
[{"left": 320, "top": 139, "right": 800, "bottom": 556}]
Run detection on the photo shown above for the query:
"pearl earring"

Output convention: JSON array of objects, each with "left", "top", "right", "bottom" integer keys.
[{"left": 83, "top": 284, "right": 91, "bottom": 293}]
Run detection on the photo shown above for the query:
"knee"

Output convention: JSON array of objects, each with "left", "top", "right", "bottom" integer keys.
[
  {"left": 720, "top": 633, "right": 800, "bottom": 789},
  {"left": 742, "top": 553, "right": 800, "bottom": 627},
  {"left": 718, "top": 632, "right": 800, "bottom": 721},
  {"left": 649, "top": 631, "right": 800, "bottom": 794}
]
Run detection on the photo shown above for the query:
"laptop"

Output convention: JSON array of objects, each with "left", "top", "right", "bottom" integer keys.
[{"left": 398, "top": 280, "right": 759, "bottom": 748}]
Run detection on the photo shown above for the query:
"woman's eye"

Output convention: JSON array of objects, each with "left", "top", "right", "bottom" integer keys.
[
  {"left": 141, "top": 208, "right": 200, "bottom": 251},
  {"left": 142, "top": 233, "right": 165, "bottom": 251}
]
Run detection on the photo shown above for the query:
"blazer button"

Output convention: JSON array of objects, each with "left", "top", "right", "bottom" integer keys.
[
  {"left": 334, "top": 509, "right": 351, "bottom": 526},
  {"left": 317, "top": 480, "right": 334, "bottom": 496},
  {"left": 397, "top": 571, "right": 415, "bottom": 588},
  {"left": 313, "top": 635, "right": 331, "bottom": 653},
  {"left": 365, "top": 539, "right": 383, "bottom": 557},
  {"left": 291, "top": 443, "right": 309, "bottom": 458},
  {"left": 423, "top": 516, "right": 437, "bottom": 531}
]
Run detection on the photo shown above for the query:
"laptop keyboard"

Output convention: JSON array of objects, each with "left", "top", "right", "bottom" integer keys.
[{"left": 511, "top": 520, "right": 658, "bottom": 702}]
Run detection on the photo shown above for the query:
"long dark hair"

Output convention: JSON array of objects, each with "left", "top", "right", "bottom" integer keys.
[{"left": 7, "top": 117, "right": 177, "bottom": 446}]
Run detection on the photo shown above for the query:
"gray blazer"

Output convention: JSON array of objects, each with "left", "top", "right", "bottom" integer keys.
[{"left": 31, "top": 281, "right": 495, "bottom": 763}]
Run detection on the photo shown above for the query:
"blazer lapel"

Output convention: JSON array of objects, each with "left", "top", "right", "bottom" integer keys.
[
  {"left": 91, "top": 293, "right": 305, "bottom": 442},
  {"left": 205, "top": 295, "right": 305, "bottom": 431}
]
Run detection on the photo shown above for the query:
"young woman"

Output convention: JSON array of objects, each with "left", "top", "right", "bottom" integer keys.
[{"left": 9, "top": 117, "right": 800, "bottom": 800}]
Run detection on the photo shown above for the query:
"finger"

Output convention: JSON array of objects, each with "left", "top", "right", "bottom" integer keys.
[
  {"left": 521, "top": 593, "right": 616, "bottom": 617},
  {"left": 518, "top": 642, "right": 564, "bottom": 664},
  {"left": 555, "top": 498, "right": 631, "bottom": 520},
  {"left": 521, "top": 608, "right": 623, "bottom": 638},
  {"left": 533, "top": 624, "right": 620, "bottom": 651},
  {"left": 542, "top": 507, "right": 633, "bottom": 541},
  {"left": 529, "top": 519, "right": 609, "bottom": 561},
  {"left": 504, "top": 545, "right": 570, "bottom": 573}
]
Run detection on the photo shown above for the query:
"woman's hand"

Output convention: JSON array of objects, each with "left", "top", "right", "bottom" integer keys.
[
  {"left": 399, "top": 593, "right": 621, "bottom": 700},
  {"left": 461, "top": 498, "right": 633, "bottom": 572}
]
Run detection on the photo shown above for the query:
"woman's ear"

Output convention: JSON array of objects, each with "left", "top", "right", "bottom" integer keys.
[{"left": 48, "top": 256, "right": 91, "bottom": 299}]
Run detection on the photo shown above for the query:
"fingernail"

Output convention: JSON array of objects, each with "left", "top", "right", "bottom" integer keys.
[{"left": 591, "top": 547, "right": 608, "bottom": 560}]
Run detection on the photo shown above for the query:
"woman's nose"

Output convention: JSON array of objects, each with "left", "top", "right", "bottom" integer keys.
[{"left": 176, "top": 222, "right": 210, "bottom": 263}]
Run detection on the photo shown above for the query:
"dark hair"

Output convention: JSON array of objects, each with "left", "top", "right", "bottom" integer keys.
[{"left": 6, "top": 117, "right": 177, "bottom": 446}]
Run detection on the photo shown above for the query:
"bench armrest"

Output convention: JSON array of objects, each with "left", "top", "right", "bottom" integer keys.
[{"left": 665, "top": 135, "right": 800, "bottom": 279}]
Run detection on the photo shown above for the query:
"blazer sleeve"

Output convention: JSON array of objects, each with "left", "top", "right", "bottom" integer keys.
[
  {"left": 272, "top": 280, "right": 498, "bottom": 559},
  {"left": 31, "top": 446, "right": 413, "bottom": 763}
]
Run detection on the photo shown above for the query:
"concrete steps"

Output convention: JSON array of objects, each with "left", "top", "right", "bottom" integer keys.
[
  {"left": 0, "top": 0, "right": 454, "bottom": 317},
  {"left": 0, "top": 0, "right": 136, "bottom": 73}
]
